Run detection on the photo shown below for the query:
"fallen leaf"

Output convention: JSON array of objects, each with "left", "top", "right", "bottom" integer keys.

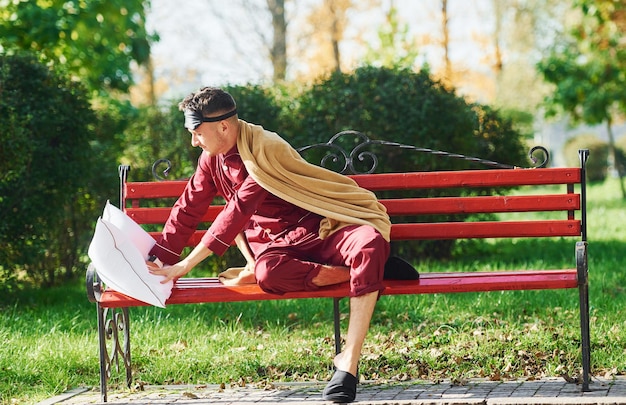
[
  {"left": 560, "top": 373, "right": 580, "bottom": 384},
  {"left": 182, "top": 391, "right": 198, "bottom": 399}
]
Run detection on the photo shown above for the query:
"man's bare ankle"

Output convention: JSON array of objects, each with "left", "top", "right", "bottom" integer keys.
[{"left": 312, "top": 265, "right": 350, "bottom": 286}]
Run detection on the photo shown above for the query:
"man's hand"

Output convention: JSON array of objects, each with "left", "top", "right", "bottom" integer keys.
[
  {"left": 149, "top": 260, "right": 191, "bottom": 284},
  {"left": 148, "top": 243, "right": 213, "bottom": 284}
]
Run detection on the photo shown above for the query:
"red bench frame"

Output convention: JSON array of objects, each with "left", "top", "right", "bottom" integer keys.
[{"left": 87, "top": 145, "right": 590, "bottom": 402}]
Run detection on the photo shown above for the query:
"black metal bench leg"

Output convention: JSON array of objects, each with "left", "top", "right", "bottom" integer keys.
[
  {"left": 96, "top": 306, "right": 133, "bottom": 402},
  {"left": 96, "top": 303, "right": 109, "bottom": 402},
  {"left": 333, "top": 298, "right": 342, "bottom": 355},
  {"left": 122, "top": 307, "right": 132, "bottom": 389},
  {"left": 576, "top": 241, "right": 591, "bottom": 391},
  {"left": 579, "top": 282, "right": 591, "bottom": 391}
]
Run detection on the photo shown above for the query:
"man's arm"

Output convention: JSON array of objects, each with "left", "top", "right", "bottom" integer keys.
[{"left": 151, "top": 153, "right": 217, "bottom": 264}]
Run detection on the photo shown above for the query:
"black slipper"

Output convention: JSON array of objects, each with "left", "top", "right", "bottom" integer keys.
[
  {"left": 383, "top": 256, "right": 420, "bottom": 280},
  {"left": 322, "top": 369, "right": 358, "bottom": 403}
]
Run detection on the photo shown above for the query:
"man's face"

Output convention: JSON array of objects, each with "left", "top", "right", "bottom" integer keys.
[{"left": 189, "top": 120, "right": 233, "bottom": 156}]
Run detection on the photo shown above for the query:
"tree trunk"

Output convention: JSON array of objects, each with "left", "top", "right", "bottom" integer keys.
[
  {"left": 327, "top": 0, "right": 342, "bottom": 72},
  {"left": 440, "top": 0, "right": 452, "bottom": 82},
  {"left": 491, "top": 0, "right": 504, "bottom": 78},
  {"left": 267, "top": 0, "right": 287, "bottom": 81}
]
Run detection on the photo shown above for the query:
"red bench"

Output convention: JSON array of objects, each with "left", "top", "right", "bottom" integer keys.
[{"left": 87, "top": 137, "right": 591, "bottom": 402}]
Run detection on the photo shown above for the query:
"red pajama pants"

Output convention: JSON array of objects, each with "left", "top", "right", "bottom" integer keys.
[{"left": 253, "top": 223, "right": 390, "bottom": 298}]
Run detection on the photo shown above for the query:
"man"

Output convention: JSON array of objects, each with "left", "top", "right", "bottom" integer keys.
[{"left": 148, "top": 87, "right": 391, "bottom": 403}]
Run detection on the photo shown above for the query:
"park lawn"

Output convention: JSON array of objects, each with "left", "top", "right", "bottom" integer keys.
[{"left": 1, "top": 178, "right": 626, "bottom": 404}]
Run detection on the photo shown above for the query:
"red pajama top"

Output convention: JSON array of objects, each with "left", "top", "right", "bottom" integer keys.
[{"left": 151, "top": 145, "right": 322, "bottom": 265}]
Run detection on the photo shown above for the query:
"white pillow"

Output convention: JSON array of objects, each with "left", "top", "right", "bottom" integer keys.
[
  {"left": 88, "top": 208, "right": 172, "bottom": 308},
  {"left": 102, "top": 201, "right": 156, "bottom": 258}
]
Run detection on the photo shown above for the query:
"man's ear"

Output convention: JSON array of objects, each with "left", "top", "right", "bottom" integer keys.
[
  {"left": 221, "top": 117, "right": 238, "bottom": 136},
  {"left": 218, "top": 119, "right": 229, "bottom": 133}
]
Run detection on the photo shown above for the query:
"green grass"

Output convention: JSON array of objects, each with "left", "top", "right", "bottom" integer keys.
[{"left": 2, "top": 178, "right": 626, "bottom": 404}]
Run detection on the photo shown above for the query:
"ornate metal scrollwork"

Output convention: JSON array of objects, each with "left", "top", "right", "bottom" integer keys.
[
  {"left": 528, "top": 145, "right": 550, "bottom": 168},
  {"left": 151, "top": 158, "right": 172, "bottom": 181},
  {"left": 297, "top": 130, "right": 549, "bottom": 174},
  {"left": 101, "top": 307, "right": 131, "bottom": 381},
  {"left": 297, "top": 130, "right": 379, "bottom": 174},
  {"left": 152, "top": 130, "right": 550, "bottom": 179}
]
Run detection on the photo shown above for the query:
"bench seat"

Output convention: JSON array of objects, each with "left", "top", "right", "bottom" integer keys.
[{"left": 94, "top": 269, "right": 580, "bottom": 308}]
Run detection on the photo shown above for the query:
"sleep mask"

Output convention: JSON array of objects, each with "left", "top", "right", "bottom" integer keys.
[{"left": 184, "top": 108, "right": 238, "bottom": 130}]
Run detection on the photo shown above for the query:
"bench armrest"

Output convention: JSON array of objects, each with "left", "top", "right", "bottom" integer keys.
[{"left": 86, "top": 263, "right": 103, "bottom": 303}]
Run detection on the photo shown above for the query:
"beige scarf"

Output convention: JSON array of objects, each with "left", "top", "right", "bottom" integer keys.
[{"left": 236, "top": 120, "right": 391, "bottom": 242}]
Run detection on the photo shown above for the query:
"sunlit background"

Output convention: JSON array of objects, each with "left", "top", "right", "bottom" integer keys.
[{"left": 135, "top": 0, "right": 625, "bottom": 166}]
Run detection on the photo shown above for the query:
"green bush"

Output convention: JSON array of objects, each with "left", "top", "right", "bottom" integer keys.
[
  {"left": 0, "top": 53, "right": 98, "bottom": 287},
  {"left": 225, "top": 84, "right": 284, "bottom": 134},
  {"left": 286, "top": 66, "right": 527, "bottom": 174},
  {"left": 122, "top": 103, "right": 198, "bottom": 182},
  {"left": 563, "top": 133, "right": 608, "bottom": 182},
  {"left": 89, "top": 97, "right": 142, "bottom": 206}
]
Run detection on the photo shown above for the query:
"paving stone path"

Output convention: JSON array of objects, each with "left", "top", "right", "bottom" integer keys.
[{"left": 39, "top": 376, "right": 626, "bottom": 405}]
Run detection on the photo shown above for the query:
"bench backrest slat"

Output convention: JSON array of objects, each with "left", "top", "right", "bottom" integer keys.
[
  {"left": 148, "top": 220, "right": 580, "bottom": 244},
  {"left": 129, "top": 194, "right": 579, "bottom": 225},
  {"left": 391, "top": 220, "right": 581, "bottom": 240},
  {"left": 383, "top": 194, "right": 579, "bottom": 216},
  {"left": 128, "top": 206, "right": 223, "bottom": 224},
  {"left": 350, "top": 168, "right": 581, "bottom": 190},
  {"left": 126, "top": 181, "right": 187, "bottom": 198}
]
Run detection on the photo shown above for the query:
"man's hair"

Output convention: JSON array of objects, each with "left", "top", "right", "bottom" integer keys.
[{"left": 179, "top": 87, "right": 237, "bottom": 117}]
